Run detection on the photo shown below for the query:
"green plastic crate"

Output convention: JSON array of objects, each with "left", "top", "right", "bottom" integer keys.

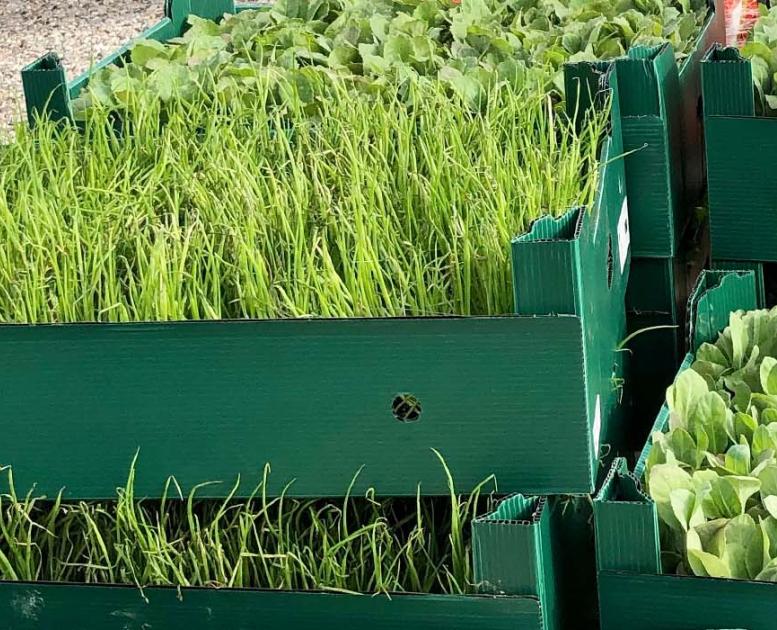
[
  {"left": 593, "top": 270, "right": 771, "bottom": 630},
  {"left": 5, "top": 59, "right": 633, "bottom": 500},
  {"left": 0, "top": 492, "right": 565, "bottom": 630},
  {"left": 703, "top": 46, "right": 777, "bottom": 268}
]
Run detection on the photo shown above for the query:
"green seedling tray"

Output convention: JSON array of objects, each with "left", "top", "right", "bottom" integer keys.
[
  {"left": 703, "top": 45, "right": 777, "bottom": 266},
  {"left": 593, "top": 270, "right": 772, "bottom": 630},
  {"left": 4, "top": 3, "right": 636, "bottom": 501},
  {"left": 0, "top": 492, "right": 563, "bottom": 630},
  {"left": 22, "top": 0, "right": 722, "bottom": 260}
]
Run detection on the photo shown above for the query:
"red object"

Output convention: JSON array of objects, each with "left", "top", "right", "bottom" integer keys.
[{"left": 724, "top": 0, "right": 760, "bottom": 47}]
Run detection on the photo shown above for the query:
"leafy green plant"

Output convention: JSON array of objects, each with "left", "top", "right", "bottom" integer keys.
[
  {"left": 72, "top": 0, "right": 709, "bottom": 116},
  {"left": 740, "top": 2, "right": 777, "bottom": 114},
  {"left": 1, "top": 77, "right": 606, "bottom": 323},
  {"left": 646, "top": 306, "right": 777, "bottom": 580},
  {"left": 0, "top": 454, "right": 496, "bottom": 594}
]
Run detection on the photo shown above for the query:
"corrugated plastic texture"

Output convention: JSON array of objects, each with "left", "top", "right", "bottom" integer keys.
[
  {"left": 512, "top": 209, "right": 580, "bottom": 316},
  {"left": 0, "top": 582, "right": 543, "bottom": 630},
  {"left": 677, "top": 0, "right": 725, "bottom": 201},
  {"left": 0, "top": 316, "right": 592, "bottom": 499},
  {"left": 187, "top": 0, "right": 235, "bottom": 21},
  {"left": 599, "top": 571, "right": 777, "bottom": 630},
  {"left": 702, "top": 45, "right": 755, "bottom": 117},
  {"left": 688, "top": 269, "right": 759, "bottom": 351},
  {"left": 617, "top": 45, "right": 683, "bottom": 257},
  {"left": 593, "top": 458, "right": 661, "bottom": 574},
  {"left": 706, "top": 114, "right": 777, "bottom": 262},
  {"left": 472, "top": 496, "right": 558, "bottom": 630},
  {"left": 551, "top": 60, "right": 630, "bottom": 482},
  {"left": 21, "top": 54, "right": 70, "bottom": 126},
  {"left": 711, "top": 260, "right": 766, "bottom": 307},
  {"left": 702, "top": 46, "right": 777, "bottom": 264}
]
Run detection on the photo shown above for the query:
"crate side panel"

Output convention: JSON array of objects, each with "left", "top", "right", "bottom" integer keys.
[
  {"left": 0, "top": 582, "right": 543, "bottom": 630},
  {"left": 0, "top": 317, "right": 591, "bottom": 498},
  {"left": 707, "top": 116, "right": 777, "bottom": 262},
  {"left": 599, "top": 571, "right": 777, "bottom": 630}
]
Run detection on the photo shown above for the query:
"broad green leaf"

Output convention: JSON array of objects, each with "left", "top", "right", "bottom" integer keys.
[
  {"left": 726, "top": 476, "right": 762, "bottom": 513},
  {"left": 764, "top": 495, "right": 777, "bottom": 519},
  {"left": 756, "top": 557, "right": 777, "bottom": 581},
  {"left": 667, "top": 428, "right": 700, "bottom": 469},
  {"left": 696, "top": 342, "right": 729, "bottom": 368},
  {"left": 754, "top": 424, "right": 777, "bottom": 457},
  {"left": 647, "top": 464, "right": 693, "bottom": 531},
  {"left": 666, "top": 368, "right": 708, "bottom": 430},
  {"left": 733, "top": 411, "right": 757, "bottom": 444},
  {"left": 762, "top": 356, "right": 777, "bottom": 395},
  {"left": 762, "top": 516, "right": 777, "bottom": 558},
  {"left": 729, "top": 311, "right": 748, "bottom": 369},
  {"left": 689, "top": 391, "right": 730, "bottom": 453},
  {"left": 687, "top": 527, "right": 730, "bottom": 578},
  {"left": 702, "top": 474, "right": 759, "bottom": 519},
  {"left": 725, "top": 442, "right": 751, "bottom": 476},
  {"left": 130, "top": 40, "right": 169, "bottom": 67},
  {"left": 670, "top": 488, "right": 704, "bottom": 532},
  {"left": 724, "top": 514, "right": 763, "bottom": 579},
  {"left": 732, "top": 383, "right": 753, "bottom": 414}
]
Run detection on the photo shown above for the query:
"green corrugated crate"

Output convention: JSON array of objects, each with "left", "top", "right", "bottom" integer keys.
[
  {"left": 593, "top": 270, "right": 772, "bottom": 630},
  {"left": 21, "top": 0, "right": 723, "bottom": 259},
  {"left": 5, "top": 34, "right": 634, "bottom": 501},
  {"left": 704, "top": 46, "right": 777, "bottom": 270},
  {"left": 0, "top": 492, "right": 565, "bottom": 630},
  {"left": 613, "top": 0, "right": 724, "bottom": 258}
]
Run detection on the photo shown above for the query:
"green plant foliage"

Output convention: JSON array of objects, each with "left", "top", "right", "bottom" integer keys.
[
  {"left": 0, "top": 455, "right": 496, "bottom": 594},
  {"left": 1, "top": 79, "right": 606, "bottom": 323},
  {"left": 647, "top": 306, "right": 777, "bottom": 580},
  {"left": 741, "top": 3, "right": 777, "bottom": 114},
  {"left": 72, "top": 0, "right": 709, "bottom": 116}
]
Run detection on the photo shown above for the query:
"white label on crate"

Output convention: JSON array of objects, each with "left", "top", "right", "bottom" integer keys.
[
  {"left": 593, "top": 395, "right": 602, "bottom": 457},
  {"left": 617, "top": 197, "right": 630, "bottom": 274}
]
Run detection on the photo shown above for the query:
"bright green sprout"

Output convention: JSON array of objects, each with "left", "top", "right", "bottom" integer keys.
[
  {"left": 0, "top": 455, "right": 495, "bottom": 595},
  {"left": 0, "top": 77, "right": 607, "bottom": 323}
]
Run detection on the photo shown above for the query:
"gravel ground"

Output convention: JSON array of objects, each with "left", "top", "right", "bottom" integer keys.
[{"left": 0, "top": 0, "right": 164, "bottom": 134}]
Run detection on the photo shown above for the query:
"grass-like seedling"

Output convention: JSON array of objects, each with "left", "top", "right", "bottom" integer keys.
[
  {"left": 0, "top": 453, "right": 495, "bottom": 595},
  {"left": 0, "top": 75, "right": 607, "bottom": 323}
]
